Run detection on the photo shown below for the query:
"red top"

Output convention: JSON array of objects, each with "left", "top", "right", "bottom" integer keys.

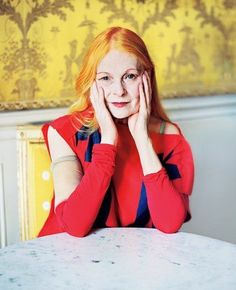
[{"left": 38, "top": 114, "right": 194, "bottom": 237}]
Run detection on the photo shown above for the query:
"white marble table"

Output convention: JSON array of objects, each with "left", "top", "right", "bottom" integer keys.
[{"left": 0, "top": 228, "right": 236, "bottom": 290}]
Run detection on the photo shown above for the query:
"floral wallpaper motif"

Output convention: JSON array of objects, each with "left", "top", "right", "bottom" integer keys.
[{"left": 0, "top": 0, "right": 235, "bottom": 110}]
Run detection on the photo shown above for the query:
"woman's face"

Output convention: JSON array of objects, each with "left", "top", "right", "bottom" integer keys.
[{"left": 95, "top": 49, "right": 143, "bottom": 119}]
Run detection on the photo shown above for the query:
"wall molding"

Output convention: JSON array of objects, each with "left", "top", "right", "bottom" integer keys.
[
  {"left": 0, "top": 95, "right": 235, "bottom": 127},
  {"left": 164, "top": 94, "right": 236, "bottom": 121}
]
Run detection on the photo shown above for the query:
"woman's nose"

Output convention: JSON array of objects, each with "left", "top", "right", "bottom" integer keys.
[{"left": 112, "top": 80, "right": 126, "bottom": 96}]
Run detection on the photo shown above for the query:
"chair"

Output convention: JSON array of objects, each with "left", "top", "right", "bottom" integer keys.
[{"left": 17, "top": 125, "right": 53, "bottom": 241}]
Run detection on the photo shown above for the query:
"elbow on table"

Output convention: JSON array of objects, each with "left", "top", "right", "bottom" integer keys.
[
  {"left": 67, "top": 229, "right": 90, "bottom": 238},
  {"left": 153, "top": 217, "right": 186, "bottom": 234},
  {"left": 155, "top": 223, "right": 182, "bottom": 234},
  {"left": 153, "top": 206, "right": 187, "bottom": 234},
  {"left": 57, "top": 216, "right": 91, "bottom": 238},
  {"left": 64, "top": 225, "right": 91, "bottom": 238}
]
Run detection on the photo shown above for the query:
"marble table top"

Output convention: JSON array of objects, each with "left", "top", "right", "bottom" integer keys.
[{"left": 0, "top": 228, "right": 236, "bottom": 290}]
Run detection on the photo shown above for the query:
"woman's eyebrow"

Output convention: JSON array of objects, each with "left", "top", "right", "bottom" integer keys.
[{"left": 96, "top": 68, "right": 139, "bottom": 75}]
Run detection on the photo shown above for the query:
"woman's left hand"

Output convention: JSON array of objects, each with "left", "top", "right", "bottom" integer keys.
[{"left": 128, "top": 71, "right": 152, "bottom": 143}]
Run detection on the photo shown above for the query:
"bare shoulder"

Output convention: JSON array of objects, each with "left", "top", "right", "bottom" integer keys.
[
  {"left": 149, "top": 117, "right": 180, "bottom": 135},
  {"left": 47, "top": 126, "right": 75, "bottom": 160},
  {"left": 164, "top": 122, "right": 180, "bottom": 135},
  {"left": 47, "top": 126, "right": 65, "bottom": 144}
]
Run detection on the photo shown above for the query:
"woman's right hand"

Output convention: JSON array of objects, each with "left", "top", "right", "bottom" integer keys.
[{"left": 90, "top": 81, "right": 118, "bottom": 146}]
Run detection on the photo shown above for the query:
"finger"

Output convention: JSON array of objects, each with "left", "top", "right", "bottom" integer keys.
[
  {"left": 142, "top": 73, "right": 149, "bottom": 107},
  {"left": 96, "top": 84, "right": 106, "bottom": 108},
  {"left": 94, "top": 81, "right": 100, "bottom": 101},
  {"left": 97, "top": 84, "right": 104, "bottom": 99},
  {"left": 142, "top": 73, "right": 148, "bottom": 95},
  {"left": 91, "top": 82, "right": 102, "bottom": 114},
  {"left": 139, "top": 82, "right": 146, "bottom": 114},
  {"left": 143, "top": 72, "right": 151, "bottom": 114},
  {"left": 145, "top": 71, "right": 152, "bottom": 93},
  {"left": 92, "top": 81, "right": 103, "bottom": 110},
  {"left": 145, "top": 71, "right": 152, "bottom": 96},
  {"left": 144, "top": 71, "right": 152, "bottom": 105},
  {"left": 90, "top": 82, "right": 97, "bottom": 106}
]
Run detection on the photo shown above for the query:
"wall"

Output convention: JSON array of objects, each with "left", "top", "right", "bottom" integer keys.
[
  {"left": 0, "top": 127, "right": 19, "bottom": 248},
  {"left": 0, "top": 94, "right": 236, "bottom": 247},
  {"left": 1, "top": 1, "right": 236, "bottom": 110},
  {"left": 165, "top": 95, "right": 236, "bottom": 243},
  {"left": 180, "top": 113, "right": 236, "bottom": 243}
]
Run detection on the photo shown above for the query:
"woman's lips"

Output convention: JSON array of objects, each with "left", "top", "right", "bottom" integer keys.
[{"left": 111, "top": 102, "right": 129, "bottom": 108}]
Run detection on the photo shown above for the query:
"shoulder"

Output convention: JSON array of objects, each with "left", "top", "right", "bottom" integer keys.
[
  {"left": 164, "top": 122, "right": 180, "bottom": 135},
  {"left": 149, "top": 117, "right": 181, "bottom": 135},
  {"left": 50, "top": 114, "right": 74, "bottom": 130},
  {"left": 42, "top": 114, "right": 78, "bottom": 159},
  {"left": 45, "top": 114, "right": 80, "bottom": 140},
  {"left": 47, "top": 126, "right": 76, "bottom": 160},
  {"left": 42, "top": 114, "right": 72, "bottom": 133}
]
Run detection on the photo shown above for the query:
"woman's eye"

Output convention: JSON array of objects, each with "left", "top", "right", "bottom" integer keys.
[
  {"left": 99, "top": 76, "right": 109, "bottom": 81},
  {"left": 125, "top": 73, "right": 137, "bottom": 80}
]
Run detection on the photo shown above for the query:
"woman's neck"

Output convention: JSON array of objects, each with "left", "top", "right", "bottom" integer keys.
[{"left": 114, "top": 117, "right": 128, "bottom": 125}]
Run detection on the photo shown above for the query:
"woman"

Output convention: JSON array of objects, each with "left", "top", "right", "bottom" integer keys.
[{"left": 38, "top": 27, "right": 194, "bottom": 238}]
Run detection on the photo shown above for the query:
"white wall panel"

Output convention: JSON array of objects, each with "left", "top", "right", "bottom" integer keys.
[
  {"left": 0, "top": 127, "right": 20, "bottom": 247},
  {"left": 180, "top": 116, "right": 236, "bottom": 243}
]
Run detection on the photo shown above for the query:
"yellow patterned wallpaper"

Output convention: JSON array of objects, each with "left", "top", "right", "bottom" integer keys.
[{"left": 0, "top": 0, "right": 236, "bottom": 111}]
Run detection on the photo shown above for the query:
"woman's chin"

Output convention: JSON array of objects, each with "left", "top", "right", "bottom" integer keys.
[
  {"left": 113, "top": 114, "right": 128, "bottom": 119},
  {"left": 110, "top": 111, "right": 130, "bottom": 119},
  {"left": 110, "top": 108, "right": 139, "bottom": 120}
]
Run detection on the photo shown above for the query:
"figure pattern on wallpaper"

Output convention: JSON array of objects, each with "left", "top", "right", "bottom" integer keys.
[
  {"left": 99, "top": 0, "right": 178, "bottom": 35},
  {"left": 60, "top": 18, "right": 97, "bottom": 99},
  {"left": 166, "top": 26, "right": 204, "bottom": 77},
  {"left": 0, "top": 0, "right": 235, "bottom": 111},
  {"left": 0, "top": 0, "right": 74, "bottom": 108},
  {"left": 194, "top": 0, "right": 236, "bottom": 85},
  {"left": 165, "top": 25, "right": 204, "bottom": 95}
]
